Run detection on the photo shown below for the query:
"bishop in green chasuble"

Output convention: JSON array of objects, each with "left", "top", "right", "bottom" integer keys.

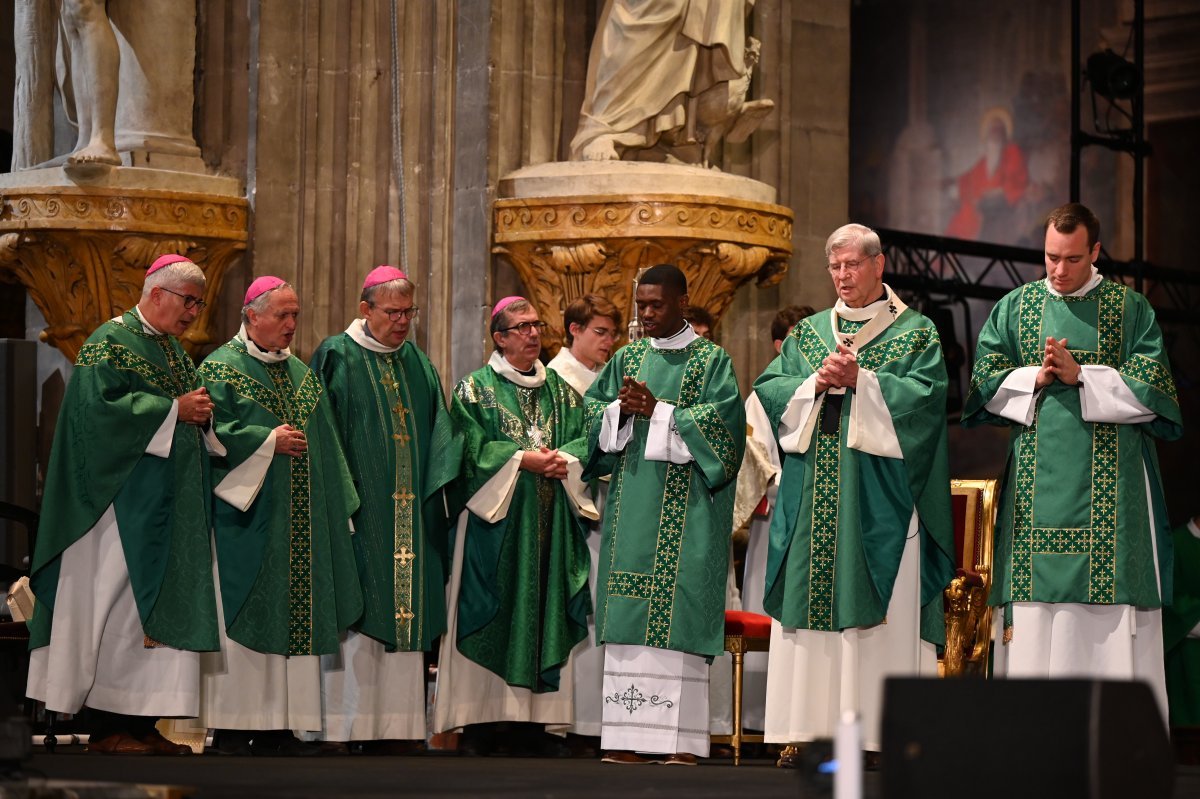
[
  {"left": 963, "top": 206, "right": 1181, "bottom": 717},
  {"left": 27, "top": 256, "right": 222, "bottom": 738},
  {"left": 753, "top": 226, "right": 955, "bottom": 752},
  {"left": 433, "top": 297, "right": 596, "bottom": 735},
  {"left": 308, "top": 266, "right": 460, "bottom": 742},
  {"left": 197, "top": 279, "right": 362, "bottom": 734}
]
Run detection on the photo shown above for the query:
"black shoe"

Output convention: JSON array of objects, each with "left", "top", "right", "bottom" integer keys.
[
  {"left": 250, "top": 732, "right": 321, "bottom": 757},
  {"left": 210, "top": 729, "right": 253, "bottom": 756}
]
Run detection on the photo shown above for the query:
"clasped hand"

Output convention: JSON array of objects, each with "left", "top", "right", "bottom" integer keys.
[
  {"left": 177, "top": 387, "right": 214, "bottom": 425},
  {"left": 1035, "top": 336, "right": 1081, "bottom": 389},
  {"left": 521, "top": 446, "right": 568, "bottom": 480},
  {"left": 274, "top": 424, "right": 308, "bottom": 457},
  {"left": 815, "top": 343, "right": 859, "bottom": 393},
  {"left": 618, "top": 376, "right": 657, "bottom": 418}
]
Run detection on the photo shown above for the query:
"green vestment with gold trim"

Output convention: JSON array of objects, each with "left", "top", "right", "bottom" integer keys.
[
  {"left": 28, "top": 310, "right": 219, "bottom": 651},
  {"left": 754, "top": 309, "right": 956, "bottom": 644},
  {"left": 582, "top": 337, "right": 746, "bottom": 658},
  {"left": 199, "top": 339, "right": 363, "bottom": 657},
  {"left": 310, "top": 333, "right": 460, "bottom": 653},
  {"left": 964, "top": 280, "right": 1182, "bottom": 613},
  {"left": 450, "top": 365, "right": 592, "bottom": 692}
]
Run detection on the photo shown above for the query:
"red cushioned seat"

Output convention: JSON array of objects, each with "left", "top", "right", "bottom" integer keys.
[{"left": 724, "top": 610, "right": 771, "bottom": 639}]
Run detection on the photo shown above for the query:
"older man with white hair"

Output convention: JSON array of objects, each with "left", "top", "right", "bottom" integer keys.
[
  {"left": 754, "top": 224, "right": 955, "bottom": 760},
  {"left": 26, "top": 253, "right": 222, "bottom": 755},
  {"left": 309, "top": 266, "right": 460, "bottom": 752},
  {"left": 198, "top": 277, "right": 363, "bottom": 756}
]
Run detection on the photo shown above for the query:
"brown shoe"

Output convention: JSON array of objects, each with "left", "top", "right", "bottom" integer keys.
[
  {"left": 87, "top": 732, "right": 157, "bottom": 755},
  {"left": 141, "top": 730, "right": 193, "bottom": 756},
  {"left": 662, "top": 753, "right": 697, "bottom": 766},
  {"left": 601, "top": 750, "right": 659, "bottom": 764}
]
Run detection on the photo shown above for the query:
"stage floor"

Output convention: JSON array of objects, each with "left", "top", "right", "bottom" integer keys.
[{"left": 12, "top": 750, "right": 1199, "bottom": 798}]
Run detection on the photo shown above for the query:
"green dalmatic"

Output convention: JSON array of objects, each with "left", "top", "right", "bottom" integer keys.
[
  {"left": 28, "top": 310, "right": 219, "bottom": 652},
  {"left": 200, "top": 338, "right": 363, "bottom": 657},
  {"left": 964, "top": 279, "right": 1182, "bottom": 616},
  {"left": 583, "top": 336, "right": 745, "bottom": 658},
  {"left": 449, "top": 365, "right": 592, "bottom": 693},
  {"left": 310, "top": 333, "right": 460, "bottom": 653}
]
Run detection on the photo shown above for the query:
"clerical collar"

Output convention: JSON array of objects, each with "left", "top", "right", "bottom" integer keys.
[
  {"left": 346, "top": 318, "right": 403, "bottom": 354},
  {"left": 835, "top": 285, "right": 892, "bottom": 322},
  {"left": 555, "top": 347, "right": 600, "bottom": 374},
  {"left": 488, "top": 351, "right": 546, "bottom": 388},
  {"left": 650, "top": 322, "right": 698, "bottom": 350},
  {"left": 237, "top": 323, "right": 291, "bottom": 363},
  {"left": 130, "top": 305, "right": 165, "bottom": 336},
  {"left": 1046, "top": 265, "right": 1104, "bottom": 298}
]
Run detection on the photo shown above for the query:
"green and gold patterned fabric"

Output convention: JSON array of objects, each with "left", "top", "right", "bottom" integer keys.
[
  {"left": 200, "top": 339, "right": 363, "bottom": 657},
  {"left": 449, "top": 364, "right": 591, "bottom": 692},
  {"left": 583, "top": 336, "right": 745, "bottom": 658},
  {"left": 310, "top": 333, "right": 460, "bottom": 653},
  {"left": 28, "top": 309, "right": 219, "bottom": 652},
  {"left": 963, "top": 279, "right": 1182, "bottom": 616},
  {"left": 754, "top": 307, "right": 956, "bottom": 645}
]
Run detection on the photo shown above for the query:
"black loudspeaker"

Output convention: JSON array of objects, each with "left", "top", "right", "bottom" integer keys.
[{"left": 882, "top": 678, "right": 1174, "bottom": 799}]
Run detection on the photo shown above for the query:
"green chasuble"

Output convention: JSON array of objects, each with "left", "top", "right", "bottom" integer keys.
[
  {"left": 199, "top": 337, "right": 363, "bottom": 657},
  {"left": 28, "top": 309, "right": 219, "bottom": 652},
  {"left": 753, "top": 306, "right": 956, "bottom": 645},
  {"left": 450, "top": 362, "right": 592, "bottom": 692},
  {"left": 1164, "top": 523, "right": 1200, "bottom": 726},
  {"left": 582, "top": 336, "right": 746, "bottom": 658},
  {"left": 963, "top": 279, "right": 1182, "bottom": 615},
  {"left": 310, "top": 328, "right": 461, "bottom": 652}
]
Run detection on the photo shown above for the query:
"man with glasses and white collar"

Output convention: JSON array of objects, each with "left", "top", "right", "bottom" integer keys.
[
  {"left": 26, "top": 254, "right": 221, "bottom": 755},
  {"left": 434, "top": 296, "right": 597, "bottom": 756},
  {"left": 964, "top": 203, "right": 1182, "bottom": 720},
  {"left": 546, "top": 293, "right": 622, "bottom": 746},
  {"left": 309, "top": 266, "right": 460, "bottom": 753},
  {"left": 754, "top": 224, "right": 955, "bottom": 762}
]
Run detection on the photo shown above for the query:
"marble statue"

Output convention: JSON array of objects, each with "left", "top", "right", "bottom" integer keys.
[
  {"left": 11, "top": 0, "right": 201, "bottom": 172},
  {"left": 569, "top": 0, "right": 774, "bottom": 168}
]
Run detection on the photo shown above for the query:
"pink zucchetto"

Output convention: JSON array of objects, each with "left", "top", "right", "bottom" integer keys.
[
  {"left": 244, "top": 275, "right": 287, "bottom": 306},
  {"left": 363, "top": 265, "right": 408, "bottom": 290},
  {"left": 491, "top": 296, "right": 526, "bottom": 318},
  {"left": 147, "top": 253, "right": 193, "bottom": 276}
]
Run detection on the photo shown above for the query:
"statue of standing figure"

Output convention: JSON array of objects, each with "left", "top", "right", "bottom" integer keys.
[
  {"left": 11, "top": 0, "right": 201, "bottom": 172},
  {"left": 569, "top": 0, "right": 774, "bottom": 168}
]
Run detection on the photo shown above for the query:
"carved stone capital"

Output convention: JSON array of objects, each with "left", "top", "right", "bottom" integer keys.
[
  {"left": 0, "top": 182, "right": 248, "bottom": 360},
  {"left": 493, "top": 192, "right": 792, "bottom": 355}
]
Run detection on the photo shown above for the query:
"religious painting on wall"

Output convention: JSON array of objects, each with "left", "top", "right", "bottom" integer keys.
[{"left": 849, "top": 0, "right": 1121, "bottom": 250}]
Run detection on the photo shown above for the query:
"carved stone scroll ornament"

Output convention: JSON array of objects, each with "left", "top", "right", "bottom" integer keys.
[
  {"left": 493, "top": 195, "right": 791, "bottom": 356},
  {"left": 0, "top": 187, "right": 248, "bottom": 360}
]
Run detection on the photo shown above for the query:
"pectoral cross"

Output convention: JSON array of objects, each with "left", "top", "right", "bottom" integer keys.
[
  {"left": 380, "top": 372, "right": 399, "bottom": 392},
  {"left": 528, "top": 425, "right": 545, "bottom": 448}
]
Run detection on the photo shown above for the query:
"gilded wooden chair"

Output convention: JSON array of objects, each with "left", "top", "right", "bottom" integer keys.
[{"left": 942, "top": 479, "right": 998, "bottom": 678}]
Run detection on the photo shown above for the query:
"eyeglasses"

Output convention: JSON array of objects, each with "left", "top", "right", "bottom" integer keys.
[
  {"left": 159, "top": 286, "right": 207, "bottom": 310},
  {"left": 373, "top": 305, "right": 419, "bottom": 321},
  {"left": 827, "top": 256, "right": 876, "bottom": 274},
  {"left": 498, "top": 321, "right": 547, "bottom": 336},
  {"left": 589, "top": 327, "right": 618, "bottom": 340}
]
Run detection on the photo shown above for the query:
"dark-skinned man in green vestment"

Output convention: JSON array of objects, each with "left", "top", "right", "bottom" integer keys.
[
  {"left": 754, "top": 224, "right": 956, "bottom": 758},
  {"left": 964, "top": 202, "right": 1182, "bottom": 722},
  {"left": 197, "top": 277, "right": 363, "bottom": 756},
  {"left": 433, "top": 296, "right": 597, "bottom": 757},
  {"left": 582, "top": 264, "right": 746, "bottom": 765},
  {"left": 309, "top": 266, "right": 459, "bottom": 751},
  {"left": 27, "top": 254, "right": 220, "bottom": 755}
]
